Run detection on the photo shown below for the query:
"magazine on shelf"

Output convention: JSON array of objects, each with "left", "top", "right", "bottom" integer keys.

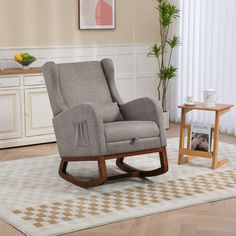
[{"left": 190, "top": 122, "right": 212, "bottom": 152}]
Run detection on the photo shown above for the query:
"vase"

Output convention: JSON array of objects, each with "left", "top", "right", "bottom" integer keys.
[
  {"left": 22, "top": 65, "right": 30, "bottom": 70},
  {"left": 163, "top": 111, "right": 170, "bottom": 130}
]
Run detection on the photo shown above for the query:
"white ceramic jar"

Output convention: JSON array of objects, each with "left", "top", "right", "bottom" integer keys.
[{"left": 202, "top": 89, "right": 217, "bottom": 107}]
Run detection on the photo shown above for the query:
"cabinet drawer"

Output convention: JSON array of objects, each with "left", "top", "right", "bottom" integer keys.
[
  {"left": 24, "top": 75, "right": 45, "bottom": 86},
  {"left": 0, "top": 77, "right": 20, "bottom": 88}
]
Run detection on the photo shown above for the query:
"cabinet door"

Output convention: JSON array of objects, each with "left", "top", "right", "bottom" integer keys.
[
  {"left": 0, "top": 90, "right": 22, "bottom": 140},
  {"left": 25, "top": 88, "right": 54, "bottom": 136}
]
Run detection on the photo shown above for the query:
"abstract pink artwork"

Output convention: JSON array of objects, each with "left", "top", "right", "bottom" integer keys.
[{"left": 79, "top": 0, "right": 115, "bottom": 29}]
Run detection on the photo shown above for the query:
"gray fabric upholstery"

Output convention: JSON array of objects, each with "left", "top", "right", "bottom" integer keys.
[
  {"left": 96, "top": 103, "right": 124, "bottom": 123},
  {"left": 43, "top": 62, "right": 68, "bottom": 115},
  {"left": 106, "top": 137, "right": 161, "bottom": 155},
  {"left": 43, "top": 59, "right": 167, "bottom": 158},
  {"left": 57, "top": 61, "right": 113, "bottom": 107},
  {"left": 104, "top": 121, "right": 159, "bottom": 143},
  {"left": 53, "top": 103, "right": 106, "bottom": 157},
  {"left": 101, "top": 59, "right": 124, "bottom": 105},
  {"left": 120, "top": 97, "right": 167, "bottom": 146}
]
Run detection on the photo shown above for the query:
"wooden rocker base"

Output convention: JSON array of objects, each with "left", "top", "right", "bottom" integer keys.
[{"left": 59, "top": 147, "right": 168, "bottom": 188}]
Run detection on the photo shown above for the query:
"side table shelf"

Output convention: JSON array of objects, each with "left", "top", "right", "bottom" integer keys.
[{"left": 178, "top": 103, "right": 234, "bottom": 169}]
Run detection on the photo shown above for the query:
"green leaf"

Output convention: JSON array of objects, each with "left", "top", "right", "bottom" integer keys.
[
  {"left": 157, "top": 0, "right": 180, "bottom": 28},
  {"left": 159, "top": 65, "right": 177, "bottom": 80},
  {"left": 147, "top": 43, "right": 162, "bottom": 58},
  {"left": 167, "top": 35, "right": 181, "bottom": 48}
]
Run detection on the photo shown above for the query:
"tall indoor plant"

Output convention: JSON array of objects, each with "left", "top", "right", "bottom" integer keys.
[{"left": 148, "top": 0, "right": 180, "bottom": 129}]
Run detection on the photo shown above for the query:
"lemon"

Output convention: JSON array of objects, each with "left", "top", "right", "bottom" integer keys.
[{"left": 15, "top": 54, "right": 23, "bottom": 61}]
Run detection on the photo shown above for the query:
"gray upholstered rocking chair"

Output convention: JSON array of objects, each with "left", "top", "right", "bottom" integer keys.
[{"left": 43, "top": 59, "right": 168, "bottom": 188}]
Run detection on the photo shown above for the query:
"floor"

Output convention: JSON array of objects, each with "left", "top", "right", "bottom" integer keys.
[{"left": 0, "top": 123, "right": 236, "bottom": 236}]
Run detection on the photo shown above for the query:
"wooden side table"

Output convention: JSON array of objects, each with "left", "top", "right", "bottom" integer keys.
[{"left": 178, "top": 103, "right": 234, "bottom": 169}]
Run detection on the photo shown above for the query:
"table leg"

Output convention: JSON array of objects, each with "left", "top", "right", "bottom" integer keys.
[
  {"left": 178, "top": 109, "right": 186, "bottom": 165},
  {"left": 212, "top": 111, "right": 220, "bottom": 169},
  {"left": 212, "top": 111, "right": 229, "bottom": 169},
  {"left": 187, "top": 125, "right": 191, "bottom": 149}
]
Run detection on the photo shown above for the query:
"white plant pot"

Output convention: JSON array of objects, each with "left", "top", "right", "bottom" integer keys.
[{"left": 163, "top": 111, "right": 170, "bottom": 130}]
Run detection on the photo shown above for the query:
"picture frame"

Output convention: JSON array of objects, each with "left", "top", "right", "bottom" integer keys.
[{"left": 79, "top": 0, "right": 116, "bottom": 30}]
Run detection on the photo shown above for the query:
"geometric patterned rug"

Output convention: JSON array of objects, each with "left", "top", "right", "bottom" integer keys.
[{"left": 0, "top": 138, "right": 236, "bottom": 236}]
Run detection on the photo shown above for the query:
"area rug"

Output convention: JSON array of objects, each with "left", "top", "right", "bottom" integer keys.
[{"left": 0, "top": 138, "right": 236, "bottom": 236}]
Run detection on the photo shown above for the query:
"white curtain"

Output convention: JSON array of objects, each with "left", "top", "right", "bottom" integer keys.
[{"left": 169, "top": 0, "right": 236, "bottom": 135}]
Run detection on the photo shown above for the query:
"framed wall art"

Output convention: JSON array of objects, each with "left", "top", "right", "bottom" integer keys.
[{"left": 79, "top": 0, "right": 116, "bottom": 29}]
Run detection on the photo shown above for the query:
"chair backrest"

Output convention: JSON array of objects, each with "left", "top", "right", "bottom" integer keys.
[{"left": 43, "top": 59, "right": 123, "bottom": 116}]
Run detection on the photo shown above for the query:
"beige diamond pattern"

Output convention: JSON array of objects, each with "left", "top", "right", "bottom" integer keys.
[{"left": 12, "top": 170, "right": 236, "bottom": 228}]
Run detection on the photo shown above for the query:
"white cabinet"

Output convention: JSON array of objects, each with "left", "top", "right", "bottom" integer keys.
[
  {"left": 0, "top": 69, "right": 55, "bottom": 148},
  {"left": 0, "top": 90, "right": 21, "bottom": 140},
  {"left": 25, "top": 88, "right": 54, "bottom": 137}
]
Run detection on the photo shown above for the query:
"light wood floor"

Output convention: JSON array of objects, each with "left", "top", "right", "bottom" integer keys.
[{"left": 0, "top": 123, "right": 236, "bottom": 236}]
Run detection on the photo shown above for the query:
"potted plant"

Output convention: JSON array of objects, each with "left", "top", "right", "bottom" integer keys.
[{"left": 148, "top": 0, "right": 180, "bottom": 129}]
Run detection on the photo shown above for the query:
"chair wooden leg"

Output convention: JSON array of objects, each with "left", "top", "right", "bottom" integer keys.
[
  {"left": 58, "top": 147, "right": 169, "bottom": 188},
  {"left": 58, "top": 158, "right": 108, "bottom": 188},
  {"left": 116, "top": 147, "right": 168, "bottom": 177}
]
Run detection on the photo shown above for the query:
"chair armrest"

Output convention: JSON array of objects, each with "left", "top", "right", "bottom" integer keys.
[
  {"left": 53, "top": 103, "right": 106, "bottom": 157},
  {"left": 120, "top": 97, "right": 167, "bottom": 146}
]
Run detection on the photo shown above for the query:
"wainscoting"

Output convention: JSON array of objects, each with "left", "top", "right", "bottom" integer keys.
[{"left": 0, "top": 44, "right": 158, "bottom": 102}]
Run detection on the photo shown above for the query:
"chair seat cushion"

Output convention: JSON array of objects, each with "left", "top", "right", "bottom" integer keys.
[{"left": 104, "top": 121, "right": 160, "bottom": 143}]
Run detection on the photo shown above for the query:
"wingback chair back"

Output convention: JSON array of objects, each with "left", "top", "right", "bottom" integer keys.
[
  {"left": 43, "top": 59, "right": 123, "bottom": 116},
  {"left": 43, "top": 58, "right": 168, "bottom": 188}
]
